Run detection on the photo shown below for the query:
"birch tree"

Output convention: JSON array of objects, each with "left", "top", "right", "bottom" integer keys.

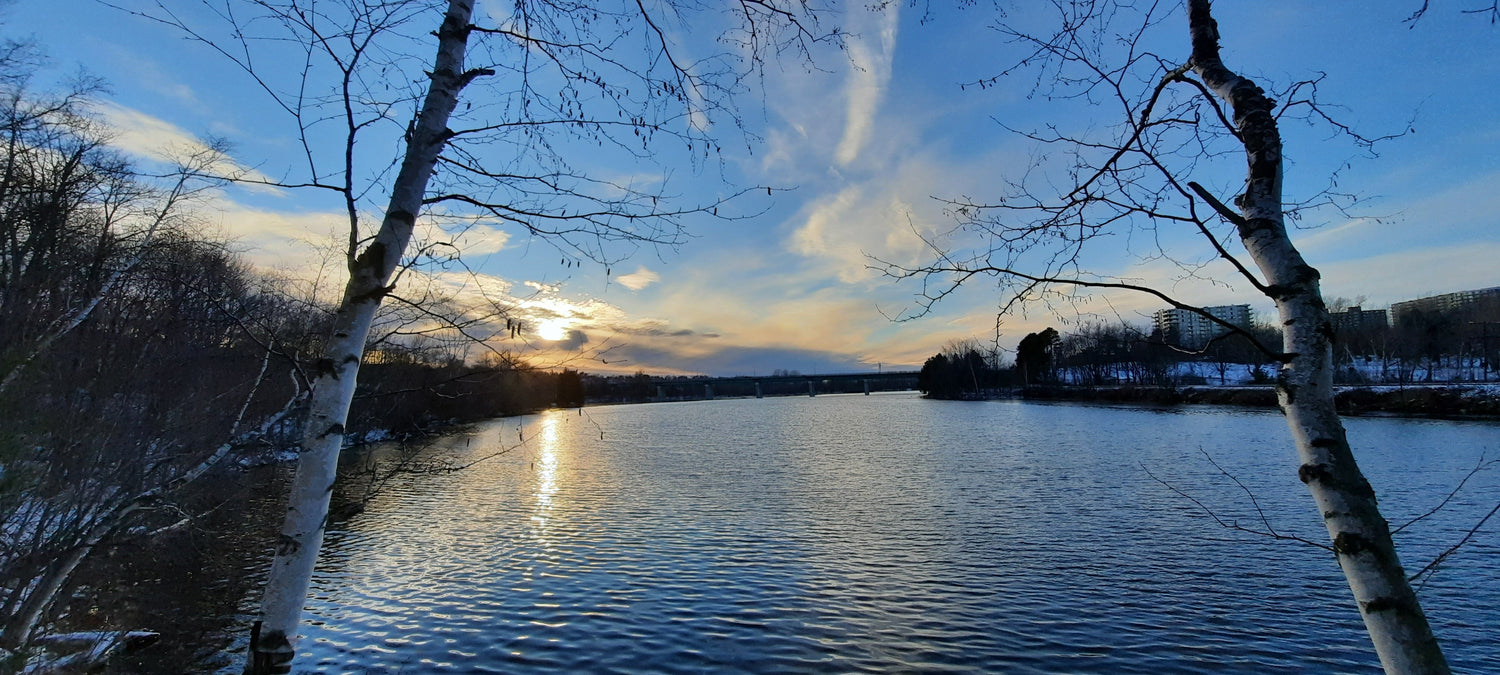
[
  {"left": 1188, "top": 7, "right": 1443, "bottom": 668},
  {"left": 885, "top": 2, "right": 1447, "bottom": 672},
  {"left": 111, "top": 1, "right": 832, "bottom": 672}
]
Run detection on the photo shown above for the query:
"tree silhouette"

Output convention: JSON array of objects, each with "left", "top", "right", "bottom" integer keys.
[{"left": 1016, "top": 328, "right": 1060, "bottom": 386}]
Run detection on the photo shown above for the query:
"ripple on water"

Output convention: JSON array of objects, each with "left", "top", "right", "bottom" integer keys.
[{"left": 284, "top": 395, "right": 1500, "bottom": 673}]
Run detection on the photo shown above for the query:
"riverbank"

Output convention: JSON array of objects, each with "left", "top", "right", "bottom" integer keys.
[
  {"left": 52, "top": 462, "right": 289, "bottom": 672},
  {"left": 48, "top": 420, "right": 497, "bottom": 672},
  {"left": 1011, "top": 383, "right": 1500, "bottom": 419}
]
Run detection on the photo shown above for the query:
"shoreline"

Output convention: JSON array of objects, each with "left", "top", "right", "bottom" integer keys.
[{"left": 999, "top": 383, "right": 1500, "bottom": 420}]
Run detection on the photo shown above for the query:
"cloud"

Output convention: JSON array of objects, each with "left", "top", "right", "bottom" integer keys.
[
  {"left": 428, "top": 270, "right": 514, "bottom": 301},
  {"left": 628, "top": 255, "right": 983, "bottom": 371},
  {"left": 1292, "top": 171, "right": 1500, "bottom": 264},
  {"left": 611, "top": 318, "right": 706, "bottom": 338},
  {"left": 835, "top": 5, "right": 900, "bottom": 167},
  {"left": 93, "top": 101, "right": 207, "bottom": 161},
  {"left": 602, "top": 343, "right": 878, "bottom": 377},
  {"left": 785, "top": 142, "right": 1033, "bottom": 284},
  {"left": 206, "top": 198, "right": 350, "bottom": 272},
  {"left": 96, "top": 44, "right": 208, "bottom": 114},
  {"left": 453, "top": 223, "right": 511, "bottom": 257},
  {"left": 91, "top": 101, "right": 276, "bottom": 188},
  {"left": 402, "top": 260, "right": 929, "bottom": 375},
  {"left": 556, "top": 329, "right": 590, "bottom": 351},
  {"left": 790, "top": 182, "right": 931, "bottom": 283},
  {"left": 616, "top": 266, "right": 661, "bottom": 290},
  {"left": 214, "top": 235, "right": 967, "bottom": 375}
]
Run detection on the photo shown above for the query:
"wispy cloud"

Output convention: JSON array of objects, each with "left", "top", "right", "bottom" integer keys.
[
  {"left": 785, "top": 139, "right": 1034, "bottom": 284},
  {"left": 1317, "top": 241, "right": 1500, "bottom": 305},
  {"left": 790, "top": 181, "right": 929, "bottom": 283},
  {"left": 96, "top": 44, "right": 209, "bottom": 114},
  {"left": 835, "top": 5, "right": 900, "bottom": 167},
  {"left": 1292, "top": 170, "right": 1500, "bottom": 263},
  {"left": 91, "top": 101, "right": 278, "bottom": 189}
]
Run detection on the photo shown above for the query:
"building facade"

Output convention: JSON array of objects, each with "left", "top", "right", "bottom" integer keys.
[
  {"left": 1330, "top": 306, "right": 1389, "bottom": 335},
  {"left": 1390, "top": 286, "right": 1500, "bottom": 325},
  {"left": 1153, "top": 304, "right": 1252, "bottom": 349}
]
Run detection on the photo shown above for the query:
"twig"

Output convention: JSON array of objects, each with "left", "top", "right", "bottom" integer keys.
[
  {"left": 1408, "top": 500, "right": 1500, "bottom": 591},
  {"left": 1198, "top": 448, "right": 1281, "bottom": 538},
  {"left": 1142, "top": 461, "right": 1332, "bottom": 551},
  {"left": 1393, "top": 451, "right": 1496, "bottom": 535}
]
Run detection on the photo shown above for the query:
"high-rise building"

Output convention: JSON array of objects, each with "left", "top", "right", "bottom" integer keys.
[
  {"left": 1390, "top": 286, "right": 1500, "bottom": 325},
  {"left": 1152, "top": 304, "right": 1252, "bottom": 348},
  {"left": 1330, "top": 306, "right": 1388, "bottom": 335}
]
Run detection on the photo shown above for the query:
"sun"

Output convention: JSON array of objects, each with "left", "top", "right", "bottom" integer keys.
[{"left": 536, "top": 319, "right": 569, "bottom": 341}]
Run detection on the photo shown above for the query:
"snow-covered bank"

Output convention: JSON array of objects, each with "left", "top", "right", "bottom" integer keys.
[
  {"left": 233, "top": 424, "right": 447, "bottom": 468},
  {"left": 1016, "top": 384, "right": 1500, "bottom": 419}
]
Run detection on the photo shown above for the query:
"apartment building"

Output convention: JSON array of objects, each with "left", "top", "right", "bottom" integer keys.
[
  {"left": 1390, "top": 286, "right": 1500, "bottom": 325},
  {"left": 1152, "top": 304, "right": 1252, "bottom": 349}
]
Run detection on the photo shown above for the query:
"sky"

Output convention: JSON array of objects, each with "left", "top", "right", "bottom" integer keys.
[{"left": 7, "top": 1, "right": 1499, "bottom": 376}]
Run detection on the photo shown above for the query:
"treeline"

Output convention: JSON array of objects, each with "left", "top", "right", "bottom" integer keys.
[
  {"left": 1054, "top": 322, "right": 1280, "bottom": 387},
  {"left": 579, "top": 372, "right": 909, "bottom": 402},
  {"left": 0, "top": 48, "right": 572, "bottom": 652},
  {"left": 918, "top": 324, "right": 1276, "bottom": 399},
  {"left": 920, "top": 302, "right": 1500, "bottom": 400},
  {"left": 1331, "top": 298, "right": 1500, "bottom": 383}
]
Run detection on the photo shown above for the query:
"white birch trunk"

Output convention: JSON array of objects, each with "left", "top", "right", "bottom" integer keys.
[
  {"left": 1185, "top": 2, "right": 1448, "bottom": 672},
  {"left": 245, "top": 2, "right": 480, "bottom": 673}
]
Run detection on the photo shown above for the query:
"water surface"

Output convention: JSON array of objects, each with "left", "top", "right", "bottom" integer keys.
[{"left": 289, "top": 394, "right": 1500, "bottom": 673}]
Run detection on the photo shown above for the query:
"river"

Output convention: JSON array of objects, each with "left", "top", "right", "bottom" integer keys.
[{"left": 270, "top": 393, "right": 1499, "bottom": 673}]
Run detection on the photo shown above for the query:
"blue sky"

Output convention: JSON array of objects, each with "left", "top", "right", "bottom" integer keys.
[{"left": 10, "top": 1, "right": 1499, "bottom": 375}]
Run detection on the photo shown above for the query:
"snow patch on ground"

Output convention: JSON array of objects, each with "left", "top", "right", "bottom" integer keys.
[
  {"left": 1062, "top": 357, "right": 1500, "bottom": 387},
  {"left": 235, "top": 447, "right": 300, "bottom": 468},
  {"left": 233, "top": 428, "right": 400, "bottom": 468}
]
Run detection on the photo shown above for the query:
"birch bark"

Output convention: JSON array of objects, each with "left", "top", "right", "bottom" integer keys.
[
  {"left": 245, "top": 2, "right": 483, "bottom": 672},
  {"left": 1185, "top": 2, "right": 1447, "bottom": 672}
]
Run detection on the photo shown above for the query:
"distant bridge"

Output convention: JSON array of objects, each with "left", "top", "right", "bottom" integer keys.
[{"left": 587, "top": 371, "right": 921, "bottom": 403}]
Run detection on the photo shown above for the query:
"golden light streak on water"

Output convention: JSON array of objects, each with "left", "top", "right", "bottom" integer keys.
[{"left": 530, "top": 411, "right": 563, "bottom": 552}]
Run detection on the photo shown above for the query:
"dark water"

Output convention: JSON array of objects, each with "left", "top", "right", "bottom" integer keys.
[{"left": 280, "top": 394, "right": 1500, "bottom": 673}]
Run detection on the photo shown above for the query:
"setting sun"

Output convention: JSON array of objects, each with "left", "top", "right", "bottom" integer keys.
[{"left": 535, "top": 319, "right": 569, "bottom": 341}]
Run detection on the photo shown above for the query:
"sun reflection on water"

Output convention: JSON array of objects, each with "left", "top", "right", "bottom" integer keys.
[{"left": 531, "top": 412, "right": 563, "bottom": 549}]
